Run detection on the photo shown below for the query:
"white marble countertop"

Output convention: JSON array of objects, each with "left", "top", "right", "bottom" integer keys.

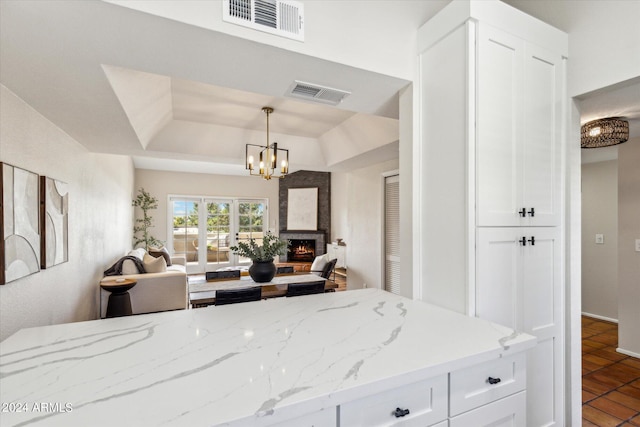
[{"left": 0, "top": 289, "right": 535, "bottom": 426}]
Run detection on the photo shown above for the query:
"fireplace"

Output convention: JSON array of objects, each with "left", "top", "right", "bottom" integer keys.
[
  {"left": 288, "top": 239, "right": 316, "bottom": 262},
  {"left": 280, "top": 231, "right": 325, "bottom": 262}
]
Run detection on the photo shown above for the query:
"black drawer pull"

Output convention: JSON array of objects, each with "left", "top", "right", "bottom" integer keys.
[
  {"left": 528, "top": 236, "right": 535, "bottom": 246},
  {"left": 519, "top": 208, "right": 526, "bottom": 218},
  {"left": 527, "top": 207, "right": 535, "bottom": 217},
  {"left": 487, "top": 377, "right": 502, "bottom": 385},
  {"left": 393, "top": 407, "right": 410, "bottom": 418},
  {"left": 519, "top": 237, "right": 527, "bottom": 246}
]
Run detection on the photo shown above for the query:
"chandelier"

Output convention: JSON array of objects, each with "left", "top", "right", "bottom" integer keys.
[
  {"left": 581, "top": 118, "right": 629, "bottom": 148},
  {"left": 246, "top": 107, "right": 289, "bottom": 180}
]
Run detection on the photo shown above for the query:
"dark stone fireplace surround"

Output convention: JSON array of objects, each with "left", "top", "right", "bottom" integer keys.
[{"left": 279, "top": 171, "right": 330, "bottom": 262}]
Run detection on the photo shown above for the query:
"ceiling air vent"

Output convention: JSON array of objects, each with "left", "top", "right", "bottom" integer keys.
[
  {"left": 287, "top": 81, "right": 351, "bottom": 106},
  {"left": 223, "top": 0, "right": 304, "bottom": 42}
]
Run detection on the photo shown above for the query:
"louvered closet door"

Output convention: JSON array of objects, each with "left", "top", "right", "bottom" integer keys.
[{"left": 384, "top": 174, "right": 400, "bottom": 295}]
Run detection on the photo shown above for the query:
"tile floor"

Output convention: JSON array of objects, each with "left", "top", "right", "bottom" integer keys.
[{"left": 582, "top": 316, "right": 640, "bottom": 426}]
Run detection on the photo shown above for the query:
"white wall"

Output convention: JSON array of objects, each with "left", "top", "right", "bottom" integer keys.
[
  {"left": 104, "top": 0, "right": 448, "bottom": 81},
  {"left": 333, "top": 159, "right": 399, "bottom": 291},
  {"left": 565, "top": 1, "right": 640, "bottom": 97},
  {"left": 618, "top": 136, "right": 640, "bottom": 357},
  {"left": 134, "top": 169, "right": 280, "bottom": 245},
  {"left": 399, "top": 85, "right": 413, "bottom": 299},
  {"left": 330, "top": 173, "right": 349, "bottom": 244},
  {"left": 581, "top": 160, "right": 618, "bottom": 321},
  {"left": 504, "top": 0, "right": 640, "bottom": 98},
  {"left": 0, "top": 85, "right": 134, "bottom": 342},
  {"left": 566, "top": 99, "right": 583, "bottom": 426}
]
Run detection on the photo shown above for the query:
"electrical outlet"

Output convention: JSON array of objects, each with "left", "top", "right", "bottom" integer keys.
[
  {"left": 636, "top": 239, "right": 640, "bottom": 252},
  {"left": 595, "top": 234, "right": 604, "bottom": 244}
]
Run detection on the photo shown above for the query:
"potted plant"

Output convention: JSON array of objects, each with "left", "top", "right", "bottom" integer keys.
[
  {"left": 230, "top": 232, "right": 289, "bottom": 282},
  {"left": 132, "top": 188, "right": 164, "bottom": 250}
]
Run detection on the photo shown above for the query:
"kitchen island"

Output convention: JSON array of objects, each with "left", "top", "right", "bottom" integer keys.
[{"left": 0, "top": 289, "right": 535, "bottom": 426}]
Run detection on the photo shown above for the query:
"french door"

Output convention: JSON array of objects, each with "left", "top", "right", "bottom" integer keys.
[{"left": 169, "top": 196, "right": 267, "bottom": 274}]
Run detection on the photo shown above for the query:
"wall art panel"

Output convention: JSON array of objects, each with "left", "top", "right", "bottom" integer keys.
[
  {"left": 1, "top": 162, "right": 41, "bottom": 285},
  {"left": 40, "top": 176, "right": 69, "bottom": 268},
  {"left": 287, "top": 187, "right": 318, "bottom": 231}
]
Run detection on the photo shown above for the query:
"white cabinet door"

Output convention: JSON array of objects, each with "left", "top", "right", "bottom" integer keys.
[
  {"left": 477, "top": 24, "right": 561, "bottom": 227},
  {"left": 522, "top": 44, "right": 563, "bottom": 226},
  {"left": 476, "top": 227, "right": 562, "bottom": 427},
  {"left": 326, "top": 244, "right": 335, "bottom": 262},
  {"left": 521, "top": 227, "right": 563, "bottom": 426},
  {"left": 476, "top": 228, "right": 522, "bottom": 330},
  {"left": 449, "top": 391, "right": 526, "bottom": 427},
  {"left": 326, "top": 244, "right": 346, "bottom": 269},
  {"left": 476, "top": 24, "right": 524, "bottom": 227}
]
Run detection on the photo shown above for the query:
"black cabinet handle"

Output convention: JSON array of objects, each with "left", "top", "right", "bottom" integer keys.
[
  {"left": 393, "top": 407, "right": 410, "bottom": 418},
  {"left": 528, "top": 236, "right": 536, "bottom": 246},
  {"left": 518, "top": 208, "right": 526, "bottom": 218},
  {"left": 527, "top": 207, "right": 535, "bottom": 217},
  {"left": 487, "top": 377, "right": 502, "bottom": 385},
  {"left": 519, "top": 237, "right": 527, "bottom": 246}
]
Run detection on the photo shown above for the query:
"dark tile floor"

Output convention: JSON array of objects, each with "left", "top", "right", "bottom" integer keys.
[{"left": 582, "top": 316, "right": 640, "bottom": 426}]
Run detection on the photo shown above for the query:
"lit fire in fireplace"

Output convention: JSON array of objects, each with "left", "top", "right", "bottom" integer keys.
[{"left": 288, "top": 239, "right": 316, "bottom": 262}]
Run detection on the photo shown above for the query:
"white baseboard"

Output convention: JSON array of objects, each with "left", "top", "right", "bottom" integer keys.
[
  {"left": 617, "top": 348, "right": 640, "bottom": 359},
  {"left": 581, "top": 311, "right": 618, "bottom": 324}
]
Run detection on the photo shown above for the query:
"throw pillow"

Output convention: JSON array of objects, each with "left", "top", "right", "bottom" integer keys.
[
  {"left": 310, "top": 255, "right": 328, "bottom": 276},
  {"left": 149, "top": 246, "right": 172, "bottom": 266},
  {"left": 143, "top": 253, "right": 167, "bottom": 273},
  {"left": 128, "top": 248, "right": 146, "bottom": 260},
  {"left": 121, "top": 259, "right": 139, "bottom": 275}
]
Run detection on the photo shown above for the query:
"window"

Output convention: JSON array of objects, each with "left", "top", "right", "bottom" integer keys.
[{"left": 169, "top": 196, "right": 268, "bottom": 273}]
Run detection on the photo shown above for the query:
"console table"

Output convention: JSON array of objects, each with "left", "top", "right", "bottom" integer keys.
[{"left": 0, "top": 289, "right": 535, "bottom": 427}]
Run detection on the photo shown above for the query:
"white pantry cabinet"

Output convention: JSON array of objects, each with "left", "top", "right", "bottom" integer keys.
[
  {"left": 476, "top": 24, "right": 563, "bottom": 227},
  {"left": 417, "top": 1, "right": 567, "bottom": 426}
]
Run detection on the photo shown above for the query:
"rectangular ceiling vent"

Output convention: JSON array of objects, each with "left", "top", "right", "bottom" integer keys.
[
  {"left": 287, "top": 81, "right": 351, "bottom": 106},
  {"left": 223, "top": 0, "right": 304, "bottom": 42}
]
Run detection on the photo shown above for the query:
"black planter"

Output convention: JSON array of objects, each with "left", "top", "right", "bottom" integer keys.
[{"left": 249, "top": 260, "right": 276, "bottom": 283}]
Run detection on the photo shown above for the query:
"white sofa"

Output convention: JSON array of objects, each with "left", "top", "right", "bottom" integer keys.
[{"left": 100, "top": 249, "right": 188, "bottom": 318}]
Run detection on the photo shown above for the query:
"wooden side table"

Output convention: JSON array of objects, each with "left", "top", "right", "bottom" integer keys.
[{"left": 100, "top": 279, "right": 137, "bottom": 317}]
